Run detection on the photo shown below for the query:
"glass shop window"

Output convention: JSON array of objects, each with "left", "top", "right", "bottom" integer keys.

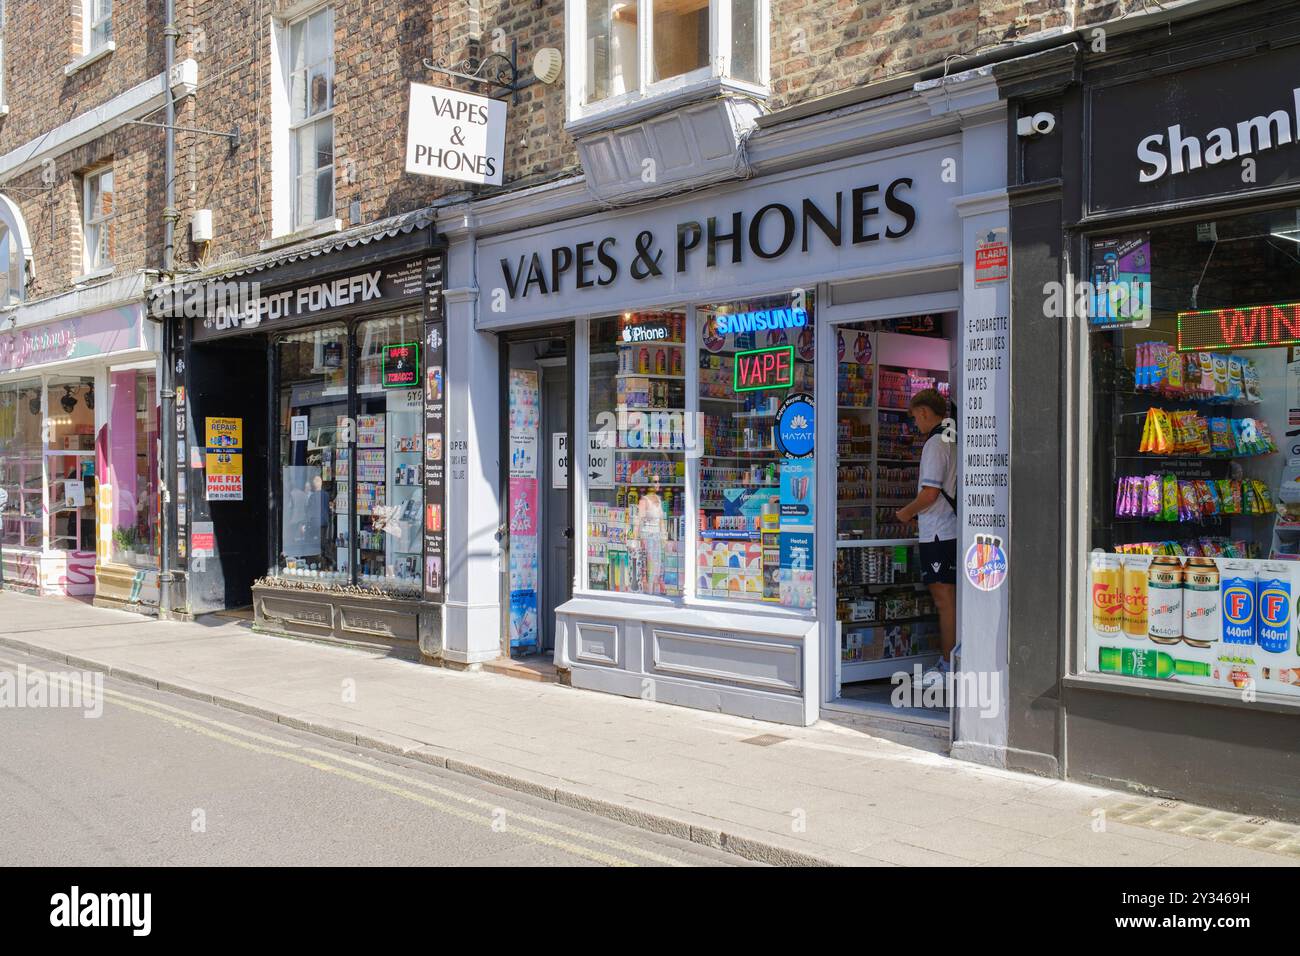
[
  {"left": 1086, "top": 207, "right": 1300, "bottom": 698},
  {"left": 697, "top": 294, "right": 815, "bottom": 608},
  {"left": 585, "top": 311, "right": 687, "bottom": 597}
]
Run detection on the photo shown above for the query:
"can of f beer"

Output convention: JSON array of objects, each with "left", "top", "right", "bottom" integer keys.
[
  {"left": 1220, "top": 562, "right": 1258, "bottom": 646},
  {"left": 1257, "top": 564, "right": 1292, "bottom": 654},
  {"left": 1090, "top": 552, "right": 1123, "bottom": 635}
]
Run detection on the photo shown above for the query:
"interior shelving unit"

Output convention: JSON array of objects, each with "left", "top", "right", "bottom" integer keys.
[{"left": 0, "top": 457, "right": 44, "bottom": 549}]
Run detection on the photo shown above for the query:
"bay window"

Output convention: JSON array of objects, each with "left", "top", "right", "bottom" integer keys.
[{"left": 572, "top": 0, "right": 768, "bottom": 117}]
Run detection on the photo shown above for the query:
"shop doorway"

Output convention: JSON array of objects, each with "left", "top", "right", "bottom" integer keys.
[
  {"left": 501, "top": 330, "right": 574, "bottom": 659},
  {"left": 829, "top": 313, "right": 959, "bottom": 731},
  {"left": 188, "top": 335, "right": 271, "bottom": 611}
]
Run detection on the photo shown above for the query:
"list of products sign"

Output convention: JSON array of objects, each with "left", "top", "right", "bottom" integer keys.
[
  {"left": 422, "top": 257, "right": 446, "bottom": 600},
  {"left": 962, "top": 314, "right": 1009, "bottom": 536}
]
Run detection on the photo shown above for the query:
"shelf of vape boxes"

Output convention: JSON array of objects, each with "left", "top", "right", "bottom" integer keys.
[{"left": 617, "top": 373, "right": 686, "bottom": 381}]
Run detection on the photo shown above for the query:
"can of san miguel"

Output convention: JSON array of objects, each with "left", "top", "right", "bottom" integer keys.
[
  {"left": 1090, "top": 552, "right": 1124, "bottom": 635},
  {"left": 1256, "top": 563, "right": 1292, "bottom": 654},
  {"left": 1220, "top": 562, "right": 1258, "bottom": 645},
  {"left": 1147, "top": 556, "right": 1184, "bottom": 645},
  {"left": 1181, "top": 557, "right": 1219, "bottom": 649}
]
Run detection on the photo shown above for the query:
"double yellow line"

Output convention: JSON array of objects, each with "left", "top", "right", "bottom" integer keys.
[{"left": 0, "top": 654, "right": 694, "bottom": 867}]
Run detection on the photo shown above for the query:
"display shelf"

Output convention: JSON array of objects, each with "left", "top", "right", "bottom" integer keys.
[{"left": 839, "top": 654, "right": 941, "bottom": 682}]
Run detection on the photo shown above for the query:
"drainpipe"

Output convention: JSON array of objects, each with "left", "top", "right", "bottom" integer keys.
[{"left": 158, "top": 0, "right": 179, "bottom": 619}]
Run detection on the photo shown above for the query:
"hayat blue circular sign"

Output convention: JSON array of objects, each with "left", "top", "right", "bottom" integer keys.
[{"left": 777, "top": 394, "right": 815, "bottom": 458}]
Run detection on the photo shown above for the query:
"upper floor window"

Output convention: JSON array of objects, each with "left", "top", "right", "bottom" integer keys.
[
  {"left": 0, "top": 193, "right": 31, "bottom": 306},
  {"left": 84, "top": 0, "right": 112, "bottom": 54},
  {"left": 288, "top": 7, "right": 334, "bottom": 230},
  {"left": 572, "top": 0, "right": 765, "bottom": 119},
  {"left": 83, "top": 166, "right": 115, "bottom": 274}
]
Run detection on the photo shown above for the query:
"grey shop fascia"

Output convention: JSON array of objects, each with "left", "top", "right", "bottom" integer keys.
[{"left": 498, "top": 177, "right": 918, "bottom": 300}]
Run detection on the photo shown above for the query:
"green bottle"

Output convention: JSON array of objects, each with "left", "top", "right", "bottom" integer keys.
[{"left": 1099, "top": 646, "right": 1211, "bottom": 680}]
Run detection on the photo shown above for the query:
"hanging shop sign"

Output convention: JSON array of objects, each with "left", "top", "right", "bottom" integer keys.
[
  {"left": 1089, "top": 45, "right": 1300, "bottom": 213},
  {"left": 1177, "top": 301, "right": 1300, "bottom": 352},
  {"left": 734, "top": 345, "right": 794, "bottom": 392},
  {"left": 405, "top": 83, "right": 507, "bottom": 187},
  {"left": 191, "top": 258, "right": 428, "bottom": 340},
  {"left": 382, "top": 342, "right": 420, "bottom": 388}
]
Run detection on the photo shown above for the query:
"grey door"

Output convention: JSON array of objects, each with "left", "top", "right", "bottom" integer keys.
[{"left": 540, "top": 362, "right": 570, "bottom": 653}]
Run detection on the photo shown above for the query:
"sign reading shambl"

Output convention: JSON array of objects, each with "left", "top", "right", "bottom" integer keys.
[{"left": 1090, "top": 45, "right": 1300, "bottom": 213}]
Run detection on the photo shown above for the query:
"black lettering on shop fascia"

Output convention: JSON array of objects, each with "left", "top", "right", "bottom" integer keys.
[{"left": 499, "top": 177, "right": 918, "bottom": 299}]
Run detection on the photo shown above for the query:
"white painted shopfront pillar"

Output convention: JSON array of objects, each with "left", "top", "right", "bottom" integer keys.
[
  {"left": 440, "top": 231, "right": 503, "bottom": 665},
  {"left": 919, "top": 68, "right": 1012, "bottom": 764}
]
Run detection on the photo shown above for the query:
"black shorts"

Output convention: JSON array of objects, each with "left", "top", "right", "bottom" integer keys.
[{"left": 919, "top": 536, "right": 958, "bottom": 585}]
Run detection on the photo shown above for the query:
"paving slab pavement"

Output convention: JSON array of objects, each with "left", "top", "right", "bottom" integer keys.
[{"left": 0, "top": 591, "right": 1293, "bottom": 867}]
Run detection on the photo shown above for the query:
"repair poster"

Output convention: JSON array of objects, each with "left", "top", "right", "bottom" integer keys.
[{"left": 204, "top": 417, "right": 244, "bottom": 501}]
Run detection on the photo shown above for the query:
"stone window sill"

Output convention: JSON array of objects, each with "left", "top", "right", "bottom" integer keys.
[{"left": 64, "top": 43, "right": 116, "bottom": 77}]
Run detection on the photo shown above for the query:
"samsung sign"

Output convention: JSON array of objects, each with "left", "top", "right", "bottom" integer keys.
[{"left": 716, "top": 307, "right": 809, "bottom": 336}]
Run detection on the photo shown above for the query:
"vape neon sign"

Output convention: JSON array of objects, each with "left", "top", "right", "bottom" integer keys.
[
  {"left": 382, "top": 342, "right": 420, "bottom": 388},
  {"left": 734, "top": 345, "right": 794, "bottom": 392},
  {"left": 1178, "top": 301, "right": 1300, "bottom": 352}
]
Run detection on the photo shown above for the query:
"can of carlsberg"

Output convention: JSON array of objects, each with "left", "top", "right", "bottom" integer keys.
[
  {"left": 1256, "top": 564, "right": 1292, "bottom": 654},
  {"left": 1220, "top": 562, "right": 1258, "bottom": 646}
]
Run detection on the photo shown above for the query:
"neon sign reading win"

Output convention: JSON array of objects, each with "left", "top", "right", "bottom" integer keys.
[{"left": 1177, "top": 301, "right": 1300, "bottom": 352}]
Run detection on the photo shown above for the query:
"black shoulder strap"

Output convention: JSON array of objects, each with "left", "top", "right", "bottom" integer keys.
[{"left": 924, "top": 428, "right": 958, "bottom": 515}]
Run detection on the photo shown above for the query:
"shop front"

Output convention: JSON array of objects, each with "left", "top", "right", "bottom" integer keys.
[
  {"left": 1005, "top": 0, "right": 1300, "bottom": 815},
  {"left": 173, "top": 219, "right": 447, "bottom": 657},
  {"left": 451, "top": 70, "right": 1013, "bottom": 739},
  {"left": 0, "top": 301, "right": 161, "bottom": 604}
]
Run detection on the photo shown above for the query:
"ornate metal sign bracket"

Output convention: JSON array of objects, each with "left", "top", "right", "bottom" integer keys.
[{"left": 423, "top": 39, "right": 535, "bottom": 105}]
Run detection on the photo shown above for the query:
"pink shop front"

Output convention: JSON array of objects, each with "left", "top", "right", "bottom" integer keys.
[{"left": 0, "top": 303, "right": 163, "bottom": 605}]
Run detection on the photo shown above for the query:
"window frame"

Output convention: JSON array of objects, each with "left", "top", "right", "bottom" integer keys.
[
  {"left": 0, "top": 192, "right": 32, "bottom": 306},
  {"left": 82, "top": 165, "right": 115, "bottom": 275},
  {"left": 284, "top": 6, "right": 336, "bottom": 232},
  {"left": 565, "top": 0, "right": 770, "bottom": 126},
  {"left": 83, "top": 0, "right": 112, "bottom": 55}
]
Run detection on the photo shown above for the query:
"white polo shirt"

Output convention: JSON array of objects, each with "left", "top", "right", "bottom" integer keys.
[{"left": 917, "top": 430, "right": 958, "bottom": 542}]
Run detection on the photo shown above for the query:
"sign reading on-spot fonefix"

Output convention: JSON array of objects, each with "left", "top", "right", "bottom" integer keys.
[{"left": 734, "top": 345, "right": 794, "bottom": 392}]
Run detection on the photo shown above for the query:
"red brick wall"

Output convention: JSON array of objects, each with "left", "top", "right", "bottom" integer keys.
[{"left": 0, "top": 0, "right": 1154, "bottom": 302}]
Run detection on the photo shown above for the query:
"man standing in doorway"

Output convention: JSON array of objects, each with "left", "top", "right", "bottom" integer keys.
[{"left": 895, "top": 389, "right": 958, "bottom": 693}]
